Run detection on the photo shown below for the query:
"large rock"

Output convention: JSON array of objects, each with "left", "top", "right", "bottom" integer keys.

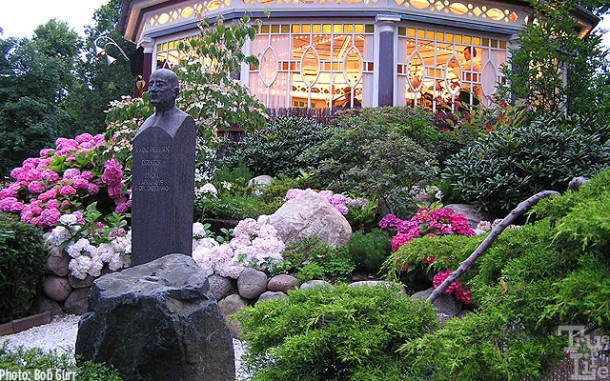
[
  {"left": 75, "top": 253, "right": 234, "bottom": 381},
  {"left": 445, "top": 204, "right": 490, "bottom": 229},
  {"left": 237, "top": 268, "right": 268, "bottom": 299},
  {"left": 267, "top": 189, "right": 352, "bottom": 246}
]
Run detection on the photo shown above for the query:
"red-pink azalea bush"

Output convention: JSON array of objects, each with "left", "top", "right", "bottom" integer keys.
[{"left": 379, "top": 207, "right": 476, "bottom": 304}]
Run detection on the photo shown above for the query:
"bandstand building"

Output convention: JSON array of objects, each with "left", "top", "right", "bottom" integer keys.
[{"left": 119, "top": 0, "right": 597, "bottom": 112}]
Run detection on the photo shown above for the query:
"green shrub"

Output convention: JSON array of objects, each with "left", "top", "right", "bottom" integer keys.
[
  {"left": 0, "top": 343, "right": 123, "bottom": 380},
  {"left": 303, "top": 108, "right": 439, "bottom": 217},
  {"left": 442, "top": 113, "right": 610, "bottom": 214},
  {"left": 222, "top": 117, "right": 331, "bottom": 177},
  {"left": 235, "top": 285, "right": 438, "bottom": 381},
  {"left": 0, "top": 213, "right": 46, "bottom": 324},
  {"left": 347, "top": 229, "right": 391, "bottom": 274},
  {"left": 397, "top": 169, "right": 610, "bottom": 379},
  {"left": 276, "top": 237, "right": 355, "bottom": 282}
]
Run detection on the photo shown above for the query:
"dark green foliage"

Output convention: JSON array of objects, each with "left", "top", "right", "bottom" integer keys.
[
  {"left": 71, "top": 0, "right": 136, "bottom": 134},
  {"left": 222, "top": 117, "right": 332, "bottom": 177},
  {"left": 0, "top": 343, "right": 123, "bottom": 380},
  {"left": 196, "top": 193, "right": 280, "bottom": 221},
  {"left": 346, "top": 229, "right": 391, "bottom": 274},
  {"left": 0, "top": 214, "right": 45, "bottom": 324},
  {"left": 344, "top": 196, "right": 378, "bottom": 232},
  {"left": 276, "top": 237, "right": 355, "bottom": 282},
  {"left": 235, "top": 285, "right": 438, "bottom": 381},
  {"left": 195, "top": 163, "right": 285, "bottom": 220},
  {"left": 303, "top": 107, "right": 439, "bottom": 216},
  {"left": 386, "top": 169, "right": 610, "bottom": 379},
  {"left": 382, "top": 234, "right": 483, "bottom": 289},
  {"left": 442, "top": 113, "right": 610, "bottom": 214}
]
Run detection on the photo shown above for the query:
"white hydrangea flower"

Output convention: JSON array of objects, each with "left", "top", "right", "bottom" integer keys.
[
  {"left": 47, "top": 226, "right": 72, "bottom": 247},
  {"left": 192, "top": 222, "right": 206, "bottom": 238},
  {"left": 59, "top": 214, "right": 78, "bottom": 226}
]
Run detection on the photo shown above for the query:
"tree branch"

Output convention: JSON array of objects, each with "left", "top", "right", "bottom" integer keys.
[{"left": 426, "top": 190, "right": 560, "bottom": 304}]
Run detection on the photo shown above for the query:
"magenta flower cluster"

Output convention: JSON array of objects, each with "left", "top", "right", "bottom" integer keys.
[
  {"left": 0, "top": 133, "right": 130, "bottom": 229},
  {"left": 433, "top": 270, "right": 472, "bottom": 304},
  {"left": 379, "top": 207, "right": 475, "bottom": 252},
  {"left": 379, "top": 207, "right": 475, "bottom": 304}
]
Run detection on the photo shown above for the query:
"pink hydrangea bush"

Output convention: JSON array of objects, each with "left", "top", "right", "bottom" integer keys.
[
  {"left": 0, "top": 133, "right": 131, "bottom": 230},
  {"left": 285, "top": 188, "right": 368, "bottom": 216},
  {"left": 0, "top": 132, "right": 134, "bottom": 280},
  {"left": 192, "top": 217, "right": 285, "bottom": 278},
  {"left": 380, "top": 206, "right": 475, "bottom": 304}
]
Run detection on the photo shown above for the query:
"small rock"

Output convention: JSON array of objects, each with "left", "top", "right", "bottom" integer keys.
[
  {"left": 299, "top": 280, "right": 332, "bottom": 290},
  {"left": 45, "top": 247, "right": 70, "bottom": 277},
  {"left": 568, "top": 176, "right": 589, "bottom": 191},
  {"left": 218, "top": 294, "right": 248, "bottom": 317},
  {"left": 209, "top": 274, "right": 235, "bottom": 301},
  {"left": 218, "top": 294, "right": 248, "bottom": 339},
  {"left": 34, "top": 295, "right": 63, "bottom": 316},
  {"left": 68, "top": 274, "right": 95, "bottom": 289},
  {"left": 237, "top": 268, "right": 268, "bottom": 299},
  {"left": 64, "top": 288, "right": 89, "bottom": 315},
  {"left": 411, "top": 288, "right": 462, "bottom": 317},
  {"left": 247, "top": 175, "right": 273, "bottom": 195},
  {"left": 257, "top": 291, "right": 288, "bottom": 302},
  {"left": 267, "top": 274, "right": 298, "bottom": 293},
  {"left": 457, "top": 309, "right": 473, "bottom": 319},
  {"left": 42, "top": 276, "right": 72, "bottom": 302}
]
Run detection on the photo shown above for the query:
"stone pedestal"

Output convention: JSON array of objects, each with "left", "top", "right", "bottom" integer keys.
[{"left": 75, "top": 254, "right": 235, "bottom": 381}]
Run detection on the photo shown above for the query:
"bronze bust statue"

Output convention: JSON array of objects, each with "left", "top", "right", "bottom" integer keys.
[{"left": 136, "top": 69, "right": 190, "bottom": 138}]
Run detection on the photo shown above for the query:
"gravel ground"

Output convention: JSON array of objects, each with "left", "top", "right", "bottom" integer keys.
[{"left": 1, "top": 314, "right": 248, "bottom": 379}]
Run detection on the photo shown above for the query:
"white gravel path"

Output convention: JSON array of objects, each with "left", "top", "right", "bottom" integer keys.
[{"left": 0, "top": 314, "right": 248, "bottom": 379}]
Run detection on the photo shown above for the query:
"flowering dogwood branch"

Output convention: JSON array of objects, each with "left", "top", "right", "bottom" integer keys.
[{"left": 427, "top": 190, "right": 560, "bottom": 304}]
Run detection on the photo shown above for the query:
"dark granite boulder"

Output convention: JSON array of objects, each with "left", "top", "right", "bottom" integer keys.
[{"left": 75, "top": 253, "right": 234, "bottom": 381}]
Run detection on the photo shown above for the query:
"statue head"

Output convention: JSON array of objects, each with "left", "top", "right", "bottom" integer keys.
[{"left": 148, "top": 69, "right": 180, "bottom": 112}]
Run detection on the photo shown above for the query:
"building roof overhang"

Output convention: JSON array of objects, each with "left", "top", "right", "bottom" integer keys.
[{"left": 118, "top": 0, "right": 599, "bottom": 44}]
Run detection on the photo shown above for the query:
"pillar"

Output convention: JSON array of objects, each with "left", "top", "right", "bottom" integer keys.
[{"left": 375, "top": 14, "right": 400, "bottom": 107}]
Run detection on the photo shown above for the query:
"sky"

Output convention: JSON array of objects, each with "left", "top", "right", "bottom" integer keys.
[
  {"left": 0, "top": 0, "right": 109, "bottom": 39},
  {"left": 0, "top": 0, "right": 609, "bottom": 44}
]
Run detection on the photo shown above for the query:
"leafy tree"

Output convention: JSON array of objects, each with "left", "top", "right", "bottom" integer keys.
[
  {"left": 65, "top": 0, "right": 136, "bottom": 135},
  {"left": 175, "top": 16, "right": 267, "bottom": 151},
  {"left": 0, "top": 25, "right": 80, "bottom": 176},
  {"left": 504, "top": 1, "right": 609, "bottom": 116}
]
